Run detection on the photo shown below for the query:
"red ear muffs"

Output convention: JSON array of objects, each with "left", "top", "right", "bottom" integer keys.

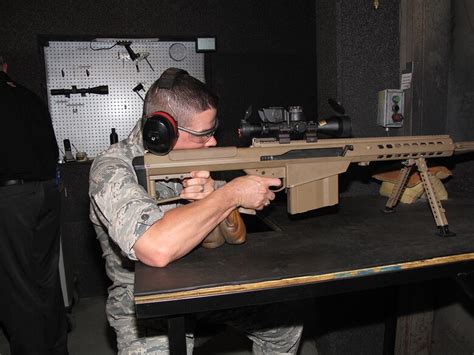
[{"left": 143, "top": 111, "right": 179, "bottom": 155}]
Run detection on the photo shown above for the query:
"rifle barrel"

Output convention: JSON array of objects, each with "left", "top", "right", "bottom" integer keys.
[{"left": 454, "top": 142, "right": 474, "bottom": 154}]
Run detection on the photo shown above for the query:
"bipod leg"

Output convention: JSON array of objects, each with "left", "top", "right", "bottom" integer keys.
[
  {"left": 415, "top": 158, "right": 455, "bottom": 237},
  {"left": 382, "top": 160, "right": 414, "bottom": 214}
]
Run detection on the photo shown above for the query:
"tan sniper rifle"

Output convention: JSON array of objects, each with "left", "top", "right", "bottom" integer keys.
[{"left": 133, "top": 135, "right": 474, "bottom": 237}]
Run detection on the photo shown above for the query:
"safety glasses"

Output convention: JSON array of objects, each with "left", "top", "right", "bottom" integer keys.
[{"left": 178, "top": 119, "right": 219, "bottom": 143}]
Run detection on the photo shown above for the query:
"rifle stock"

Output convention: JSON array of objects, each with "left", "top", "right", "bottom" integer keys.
[{"left": 134, "top": 135, "right": 474, "bottom": 214}]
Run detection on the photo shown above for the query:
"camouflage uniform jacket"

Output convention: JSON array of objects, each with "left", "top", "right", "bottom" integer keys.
[{"left": 89, "top": 119, "right": 181, "bottom": 271}]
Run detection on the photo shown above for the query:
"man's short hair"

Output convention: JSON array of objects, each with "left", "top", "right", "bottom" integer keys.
[{"left": 142, "top": 68, "right": 218, "bottom": 127}]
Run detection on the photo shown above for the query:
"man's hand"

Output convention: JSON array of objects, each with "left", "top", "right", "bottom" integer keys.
[
  {"left": 225, "top": 175, "right": 281, "bottom": 210},
  {"left": 180, "top": 171, "right": 215, "bottom": 201}
]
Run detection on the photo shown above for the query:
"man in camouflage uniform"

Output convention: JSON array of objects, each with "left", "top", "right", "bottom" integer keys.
[{"left": 89, "top": 68, "right": 303, "bottom": 354}]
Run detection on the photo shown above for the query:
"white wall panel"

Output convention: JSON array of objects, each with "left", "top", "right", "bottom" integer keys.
[{"left": 43, "top": 40, "right": 204, "bottom": 157}]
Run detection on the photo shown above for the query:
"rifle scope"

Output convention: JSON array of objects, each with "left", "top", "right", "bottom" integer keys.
[
  {"left": 50, "top": 85, "right": 109, "bottom": 97},
  {"left": 238, "top": 106, "right": 352, "bottom": 141}
]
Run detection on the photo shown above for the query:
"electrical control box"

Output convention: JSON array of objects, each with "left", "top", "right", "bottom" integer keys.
[{"left": 377, "top": 89, "right": 404, "bottom": 128}]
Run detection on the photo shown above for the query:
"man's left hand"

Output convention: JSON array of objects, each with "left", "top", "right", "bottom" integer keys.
[{"left": 180, "top": 171, "right": 215, "bottom": 200}]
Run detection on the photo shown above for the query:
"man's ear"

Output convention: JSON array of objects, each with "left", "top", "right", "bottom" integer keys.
[{"left": 1, "top": 63, "right": 7, "bottom": 73}]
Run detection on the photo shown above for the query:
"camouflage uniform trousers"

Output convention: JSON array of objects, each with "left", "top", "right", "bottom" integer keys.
[{"left": 95, "top": 225, "right": 303, "bottom": 355}]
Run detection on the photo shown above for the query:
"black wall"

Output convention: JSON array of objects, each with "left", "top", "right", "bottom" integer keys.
[
  {"left": 316, "top": 0, "right": 401, "bottom": 197},
  {"left": 447, "top": 1, "right": 474, "bottom": 141},
  {"left": 1, "top": 0, "right": 317, "bottom": 296},
  {"left": 1, "top": 0, "right": 317, "bottom": 146},
  {"left": 445, "top": 0, "right": 474, "bottom": 195},
  {"left": 316, "top": 0, "right": 400, "bottom": 137}
]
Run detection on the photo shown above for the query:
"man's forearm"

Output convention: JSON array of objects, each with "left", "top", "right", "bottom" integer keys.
[{"left": 133, "top": 186, "right": 237, "bottom": 267}]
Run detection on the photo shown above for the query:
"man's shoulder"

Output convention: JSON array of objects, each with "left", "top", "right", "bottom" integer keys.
[
  {"left": 91, "top": 142, "right": 132, "bottom": 174},
  {"left": 94, "top": 140, "right": 140, "bottom": 164},
  {"left": 9, "top": 81, "right": 42, "bottom": 99},
  {"left": 91, "top": 139, "right": 146, "bottom": 181},
  {"left": 0, "top": 81, "right": 33, "bottom": 99}
]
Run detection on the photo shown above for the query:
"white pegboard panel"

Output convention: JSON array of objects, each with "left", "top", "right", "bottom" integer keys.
[{"left": 43, "top": 39, "right": 205, "bottom": 158}]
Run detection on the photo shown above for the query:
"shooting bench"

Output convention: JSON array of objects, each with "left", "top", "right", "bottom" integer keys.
[{"left": 134, "top": 195, "right": 474, "bottom": 354}]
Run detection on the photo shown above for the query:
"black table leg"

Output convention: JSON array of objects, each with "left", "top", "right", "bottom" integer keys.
[
  {"left": 168, "top": 316, "right": 187, "bottom": 355},
  {"left": 383, "top": 286, "right": 398, "bottom": 355}
]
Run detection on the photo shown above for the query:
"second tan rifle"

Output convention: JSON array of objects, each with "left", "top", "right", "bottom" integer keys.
[{"left": 133, "top": 135, "right": 474, "bottom": 237}]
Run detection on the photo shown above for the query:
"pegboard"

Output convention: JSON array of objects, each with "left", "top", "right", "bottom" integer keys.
[{"left": 43, "top": 39, "right": 205, "bottom": 158}]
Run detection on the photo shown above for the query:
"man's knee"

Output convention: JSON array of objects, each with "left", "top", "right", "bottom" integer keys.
[
  {"left": 117, "top": 332, "right": 195, "bottom": 355},
  {"left": 250, "top": 324, "right": 303, "bottom": 355}
]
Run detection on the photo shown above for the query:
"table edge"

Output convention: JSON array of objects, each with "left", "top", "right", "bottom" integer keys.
[{"left": 135, "top": 252, "right": 474, "bottom": 304}]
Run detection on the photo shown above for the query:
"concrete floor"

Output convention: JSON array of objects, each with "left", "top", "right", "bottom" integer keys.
[
  {"left": 2, "top": 291, "right": 474, "bottom": 354},
  {"left": 0, "top": 297, "right": 115, "bottom": 355},
  {"left": 0, "top": 296, "right": 318, "bottom": 355}
]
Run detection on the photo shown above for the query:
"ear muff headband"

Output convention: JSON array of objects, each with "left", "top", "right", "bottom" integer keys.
[
  {"left": 142, "top": 68, "right": 189, "bottom": 155},
  {"left": 143, "top": 111, "right": 179, "bottom": 155},
  {"left": 156, "top": 68, "right": 189, "bottom": 89}
]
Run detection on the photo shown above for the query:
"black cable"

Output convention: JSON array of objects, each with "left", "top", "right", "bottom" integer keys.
[{"left": 89, "top": 42, "right": 118, "bottom": 51}]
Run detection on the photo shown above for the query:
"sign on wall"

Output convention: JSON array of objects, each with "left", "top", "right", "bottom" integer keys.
[{"left": 43, "top": 39, "right": 205, "bottom": 158}]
